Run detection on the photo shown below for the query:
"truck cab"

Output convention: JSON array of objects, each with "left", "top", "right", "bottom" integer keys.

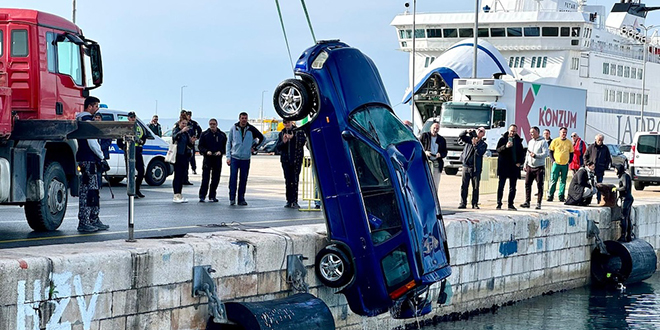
[{"left": 0, "top": 9, "right": 106, "bottom": 231}]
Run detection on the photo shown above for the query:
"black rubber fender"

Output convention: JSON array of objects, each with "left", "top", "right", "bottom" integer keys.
[{"left": 591, "top": 239, "right": 657, "bottom": 285}]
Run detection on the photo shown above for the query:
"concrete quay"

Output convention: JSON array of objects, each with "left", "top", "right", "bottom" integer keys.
[{"left": 0, "top": 197, "right": 658, "bottom": 329}]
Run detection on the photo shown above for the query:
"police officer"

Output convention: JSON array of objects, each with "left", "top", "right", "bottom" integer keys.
[
  {"left": 118, "top": 112, "right": 147, "bottom": 198},
  {"left": 76, "top": 96, "right": 109, "bottom": 232}
]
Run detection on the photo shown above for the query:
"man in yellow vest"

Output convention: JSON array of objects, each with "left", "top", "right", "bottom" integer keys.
[
  {"left": 119, "top": 112, "right": 147, "bottom": 198},
  {"left": 547, "top": 127, "right": 573, "bottom": 202}
]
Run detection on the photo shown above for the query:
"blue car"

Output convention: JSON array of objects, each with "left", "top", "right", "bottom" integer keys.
[{"left": 273, "top": 40, "right": 451, "bottom": 318}]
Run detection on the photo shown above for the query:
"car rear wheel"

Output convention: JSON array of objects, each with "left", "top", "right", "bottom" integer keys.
[
  {"left": 273, "top": 79, "right": 312, "bottom": 121},
  {"left": 145, "top": 159, "right": 167, "bottom": 186},
  {"left": 634, "top": 181, "right": 645, "bottom": 191},
  {"left": 25, "top": 161, "right": 67, "bottom": 231},
  {"left": 315, "top": 245, "right": 353, "bottom": 288},
  {"left": 444, "top": 168, "right": 459, "bottom": 176}
]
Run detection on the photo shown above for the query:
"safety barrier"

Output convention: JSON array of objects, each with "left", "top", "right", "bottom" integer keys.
[{"left": 299, "top": 156, "right": 321, "bottom": 212}]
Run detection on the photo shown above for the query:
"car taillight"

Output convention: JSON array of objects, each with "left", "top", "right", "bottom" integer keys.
[
  {"left": 389, "top": 280, "right": 417, "bottom": 300},
  {"left": 630, "top": 145, "right": 635, "bottom": 165}
]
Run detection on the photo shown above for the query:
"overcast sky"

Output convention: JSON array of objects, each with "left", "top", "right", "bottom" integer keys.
[{"left": 3, "top": 0, "right": 657, "bottom": 122}]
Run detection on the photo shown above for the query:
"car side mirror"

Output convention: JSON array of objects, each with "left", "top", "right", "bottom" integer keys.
[{"left": 341, "top": 130, "right": 355, "bottom": 141}]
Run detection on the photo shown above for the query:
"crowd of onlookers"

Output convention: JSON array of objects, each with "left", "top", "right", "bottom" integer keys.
[{"left": 421, "top": 123, "right": 635, "bottom": 241}]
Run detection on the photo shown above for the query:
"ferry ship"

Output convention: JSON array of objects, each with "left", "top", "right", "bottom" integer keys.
[{"left": 391, "top": 0, "right": 660, "bottom": 144}]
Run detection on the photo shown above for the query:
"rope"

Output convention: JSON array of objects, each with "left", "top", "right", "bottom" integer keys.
[
  {"left": 300, "top": 0, "right": 317, "bottom": 43},
  {"left": 275, "top": 0, "right": 296, "bottom": 75}
]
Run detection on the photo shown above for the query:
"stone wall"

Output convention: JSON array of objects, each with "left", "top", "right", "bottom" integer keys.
[{"left": 0, "top": 203, "right": 658, "bottom": 330}]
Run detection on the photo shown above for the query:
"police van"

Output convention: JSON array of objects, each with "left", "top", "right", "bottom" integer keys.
[{"left": 96, "top": 109, "right": 173, "bottom": 186}]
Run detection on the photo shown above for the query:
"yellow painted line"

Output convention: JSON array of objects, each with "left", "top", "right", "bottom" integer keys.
[{"left": 0, "top": 217, "right": 323, "bottom": 244}]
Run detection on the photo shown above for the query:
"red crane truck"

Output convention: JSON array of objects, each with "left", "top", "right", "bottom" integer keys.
[{"left": 0, "top": 9, "right": 130, "bottom": 231}]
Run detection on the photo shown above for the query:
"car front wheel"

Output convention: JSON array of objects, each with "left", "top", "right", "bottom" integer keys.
[
  {"left": 315, "top": 245, "right": 353, "bottom": 288},
  {"left": 145, "top": 159, "right": 167, "bottom": 186},
  {"left": 273, "top": 79, "right": 312, "bottom": 121}
]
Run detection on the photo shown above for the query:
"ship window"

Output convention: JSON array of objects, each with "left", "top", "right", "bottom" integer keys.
[
  {"left": 401, "top": 41, "right": 407, "bottom": 47},
  {"left": 631, "top": 67, "right": 637, "bottom": 78},
  {"left": 425, "top": 57, "right": 430, "bottom": 68},
  {"left": 478, "top": 28, "right": 489, "bottom": 37},
  {"left": 491, "top": 28, "right": 506, "bottom": 37},
  {"left": 624, "top": 66, "right": 630, "bottom": 78},
  {"left": 603, "top": 63, "right": 609, "bottom": 75},
  {"left": 427, "top": 29, "right": 442, "bottom": 38},
  {"left": 430, "top": 57, "right": 435, "bottom": 65},
  {"left": 571, "top": 27, "right": 581, "bottom": 37},
  {"left": 623, "top": 92, "right": 629, "bottom": 104},
  {"left": 459, "top": 28, "right": 474, "bottom": 38},
  {"left": 571, "top": 40, "right": 579, "bottom": 46},
  {"left": 531, "top": 57, "right": 536, "bottom": 68},
  {"left": 638, "top": 69, "right": 643, "bottom": 79},
  {"left": 616, "top": 91, "right": 622, "bottom": 102},
  {"left": 561, "top": 27, "right": 570, "bottom": 37},
  {"left": 10, "top": 29, "right": 28, "bottom": 57},
  {"left": 570, "top": 57, "right": 579, "bottom": 70},
  {"left": 617, "top": 65, "right": 623, "bottom": 76},
  {"left": 524, "top": 27, "right": 540, "bottom": 37},
  {"left": 611, "top": 63, "right": 617, "bottom": 76},
  {"left": 443, "top": 28, "right": 458, "bottom": 38},
  {"left": 604, "top": 89, "right": 609, "bottom": 102},
  {"left": 399, "top": 29, "right": 412, "bottom": 39},
  {"left": 415, "top": 29, "right": 425, "bottom": 38},
  {"left": 630, "top": 93, "right": 636, "bottom": 104},
  {"left": 514, "top": 57, "right": 520, "bottom": 68},
  {"left": 637, "top": 94, "right": 642, "bottom": 105},
  {"left": 542, "top": 57, "right": 547, "bottom": 68},
  {"left": 542, "top": 27, "right": 559, "bottom": 37},
  {"left": 507, "top": 27, "right": 523, "bottom": 37},
  {"left": 644, "top": 94, "right": 648, "bottom": 105},
  {"left": 610, "top": 90, "right": 616, "bottom": 102},
  {"left": 509, "top": 57, "right": 514, "bottom": 67}
]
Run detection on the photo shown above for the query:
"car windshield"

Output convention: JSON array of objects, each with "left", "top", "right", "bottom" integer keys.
[
  {"left": 349, "top": 105, "right": 416, "bottom": 148},
  {"left": 619, "top": 145, "right": 631, "bottom": 152},
  {"left": 441, "top": 104, "right": 491, "bottom": 128}
]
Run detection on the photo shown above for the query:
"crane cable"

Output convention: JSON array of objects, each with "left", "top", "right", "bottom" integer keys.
[
  {"left": 300, "top": 0, "right": 317, "bottom": 43},
  {"left": 275, "top": 0, "right": 296, "bottom": 75}
]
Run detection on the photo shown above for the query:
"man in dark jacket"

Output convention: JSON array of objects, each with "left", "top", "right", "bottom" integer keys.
[
  {"left": 198, "top": 119, "right": 227, "bottom": 203},
  {"left": 419, "top": 122, "right": 448, "bottom": 195},
  {"left": 583, "top": 134, "right": 611, "bottom": 204},
  {"left": 186, "top": 111, "right": 203, "bottom": 175},
  {"left": 565, "top": 161, "right": 596, "bottom": 206},
  {"left": 458, "top": 127, "right": 488, "bottom": 209},
  {"left": 495, "top": 124, "right": 524, "bottom": 210},
  {"left": 147, "top": 115, "right": 162, "bottom": 137},
  {"left": 614, "top": 164, "right": 634, "bottom": 241},
  {"left": 277, "top": 120, "right": 306, "bottom": 208}
]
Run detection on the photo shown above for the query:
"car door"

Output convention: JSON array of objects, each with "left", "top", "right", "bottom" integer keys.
[{"left": 634, "top": 134, "right": 659, "bottom": 177}]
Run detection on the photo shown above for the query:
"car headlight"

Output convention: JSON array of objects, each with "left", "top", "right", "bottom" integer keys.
[{"left": 312, "top": 51, "right": 328, "bottom": 69}]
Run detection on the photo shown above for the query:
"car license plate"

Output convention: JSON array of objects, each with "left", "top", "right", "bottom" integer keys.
[
  {"left": 636, "top": 168, "right": 654, "bottom": 176},
  {"left": 448, "top": 150, "right": 461, "bottom": 157}
]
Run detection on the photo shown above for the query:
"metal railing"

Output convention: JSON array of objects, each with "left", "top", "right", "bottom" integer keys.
[{"left": 299, "top": 156, "right": 321, "bottom": 212}]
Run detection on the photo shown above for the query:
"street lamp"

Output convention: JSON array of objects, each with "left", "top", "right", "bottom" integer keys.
[
  {"left": 260, "top": 90, "right": 267, "bottom": 132},
  {"left": 180, "top": 85, "right": 187, "bottom": 111},
  {"left": 639, "top": 24, "right": 657, "bottom": 131}
]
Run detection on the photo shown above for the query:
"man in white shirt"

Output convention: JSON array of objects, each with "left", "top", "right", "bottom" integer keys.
[{"left": 520, "top": 126, "right": 549, "bottom": 210}]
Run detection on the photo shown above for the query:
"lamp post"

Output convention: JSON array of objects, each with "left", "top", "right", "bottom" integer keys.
[
  {"left": 640, "top": 24, "right": 657, "bottom": 131},
  {"left": 180, "top": 85, "right": 187, "bottom": 111},
  {"left": 260, "top": 90, "right": 267, "bottom": 132},
  {"left": 473, "top": 0, "right": 480, "bottom": 78},
  {"left": 411, "top": 0, "right": 417, "bottom": 132}
]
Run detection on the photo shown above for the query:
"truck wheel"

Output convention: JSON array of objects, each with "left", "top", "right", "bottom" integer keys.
[
  {"left": 273, "top": 79, "right": 312, "bottom": 121},
  {"left": 315, "top": 245, "right": 353, "bottom": 288},
  {"left": 444, "top": 168, "right": 459, "bottom": 176},
  {"left": 25, "top": 161, "right": 67, "bottom": 231},
  {"left": 634, "top": 181, "right": 645, "bottom": 191},
  {"left": 145, "top": 159, "right": 167, "bottom": 186}
]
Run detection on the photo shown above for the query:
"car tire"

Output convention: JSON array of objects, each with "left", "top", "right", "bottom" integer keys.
[
  {"left": 107, "top": 177, "right": 124, "bottom": 186},
  {"left": 25, "top": 161, "right": 67, "bottom": 231},
  {"left": 444, "top": 168, "right": 459, "bottom": 176},
  {"left": 315, "top": 245, "right": 353, "bottom": 288},
  {"left": 145, "top": 159, "right": 167, "bottom": 186},
  {"left": 273, "top": 79, "right": 312, "bottom": 121},
  {"left": 634, "top": 181, "right": 645, "bottom": 191}
]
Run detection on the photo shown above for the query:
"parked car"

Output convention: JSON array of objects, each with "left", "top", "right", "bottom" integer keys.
[
  {"left": 630, "top": 132, "right": 660, "bottom": 190},
  {"left": 97, "top": 109, "right": 173, "bottom": 186},
  {"left": 273, "top": 40, "right": 451, "bottom": 318},
  {"left": 619, "top": 144, "right": 632, "bottom": 164},
  {"left": 253, "top": 131, "right": 281, "bottom": 155},
  {"left": 606, "top": 144, "right": 628, "bottom": 170}
]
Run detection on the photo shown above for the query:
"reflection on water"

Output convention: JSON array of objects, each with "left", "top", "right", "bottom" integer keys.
[{"left": 431, "top": 273, "right": 660, "bottom": 330}]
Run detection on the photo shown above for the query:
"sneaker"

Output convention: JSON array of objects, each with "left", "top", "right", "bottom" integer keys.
[
  {"left": 496, "top": 204, "right": 502, "bottom": 210},
  {"left": 535, "top": 204, "right": 542, "bottom": 210},
  {"left": 520, "top": 202, "right": 530, "bottom": 208},
  {"left": 91, "top": 219, "right": 110, "bottom": 231},
  {"left": 547, "top": 196, "right": 554, "bottom": 202},
  {"left": 290, "top": 202, "right": 300, "bottom": 209},
  {"left": 508, "top": 205, "right": 517, "bottom": 211},
  {"left": 199, "top": 198, "right": 205, "bottom": 203},
  {"left": 230, "top": 200, "right": 236, "bottom": 206},
  {"left": 173, "top": 194, "right": 188, "bottom": 203},
  {"left": 458, "top": 205, "right": 467, "bottom": 209},
  {"left": 472, "top": 205, "right": 480, "bottom": 209},
  {"left": 238, "top": 201, "right": 248, "bottom": 206},
  {"left": 77, "top": 223, "right": 99, "bottom": 233},
  {"left": 210, "top": 198, "right": 219, "bottom": 203},
  {"left": 558, "top": 196, "right": 565, "bottom": 203}
]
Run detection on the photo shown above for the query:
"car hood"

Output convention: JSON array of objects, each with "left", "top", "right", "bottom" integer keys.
[{"left": 387, "top": 142, "right": 450, "bottom": 280}]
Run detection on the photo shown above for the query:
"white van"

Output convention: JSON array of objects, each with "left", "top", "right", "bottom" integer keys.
[
  {"left": 630, "top": 131, "right": 660, "bottom": 190},
  {"left": 96, "top": 109, "right": 173, "bottom": 186}
]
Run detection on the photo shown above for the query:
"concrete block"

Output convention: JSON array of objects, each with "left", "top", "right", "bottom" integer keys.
[
  {"left": 71, "top": 320, "right": 100, "bottom": 330},
  {"left": 0, "top": 305, "right": 17, "bottom": 330},
  {"left": 452, "top": 246, "right": 469, "bottom": 266},
  {"left": 513, "top": 218, "right": 530, "bottom": 239},
  {"left": 459, "top": 220, "right": 473, "bottom": 247},
  {"left": 519, "top": 272, "right": 531, "bottom": 291},
  {"left": 477, "top": 260, "right": 493, "bottom": 281},
  {"left": 171, "top": 305, "right": 213, "bottom": 330},
  {"left": 491, "top": 258, "right": 503, "bottom": 278},
  {"left": 217, "top": 274, "right": 257, "bottom": 299},
  {"left": 179, "top": 282, "right": 199, "bottom": 307},
  {"left": 493, "top": 276, "right": 505, "bottom": 296},
  {"left": 87, "top": 291, "right": 113, "bottom": 320},
  {"left": 329, "top": 305, "right": 348, "bottom": 328},
  {"left": 112, "top": 289, "right": 138, "bottom": 317},
  {"left": 446, "top": 220, "right": 462, "bottom": 248},
  {"left": 316, "top": 286, "right": 343, "bottom": 308},
  {"left": 257, "top": 271, "right": 282, "bottom": 295},
  {"left": 485, "top": 242, "right": 500, "bottom": 261},
  {"left": 157, "top": 284, "right": 181, "bottom": 310},
  {"left": 474, "top": 244, "right": 487, "bottom": 262},
  {"left": 0, "top": 256, "right": 50, "bottom": 306},
  {"left": 100, "top": 317, "right": 126, "bottom": 330},
  {"left": 461, "top": 263, "right": 477, "bottom": 283},
  {"left": 448, "top": 265, "right": 461, "bottom": 285},
  {"left": 126, "top": 310, "right": 172, "bottom": 330},
  {"left": 136, "top": 286, "right": 159, "bottom": 314},
  {"left": 500, "top": 256, "right": 513, "bottom": 276},
  {"left": 130, "top": 242, "right": 194, "bottom": 288},
  {"left": 529, "top": 270, "right": 546, "bottom": 289},
  {"left": 549, "top": 214, "right": 568, "bottom": 236},
  {"left": 504, "top": 274, "right": 520, "bottom": 293},
  {"left": 186, "top": 238, "right": 256, "bottom": 277},
  {"left": 511, "top": 255, "right": 525, "bottom": 275}
]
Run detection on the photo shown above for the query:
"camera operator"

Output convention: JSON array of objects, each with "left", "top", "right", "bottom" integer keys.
[{"left": 458, "top": 127, "right": 487, "bottom": 209}]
